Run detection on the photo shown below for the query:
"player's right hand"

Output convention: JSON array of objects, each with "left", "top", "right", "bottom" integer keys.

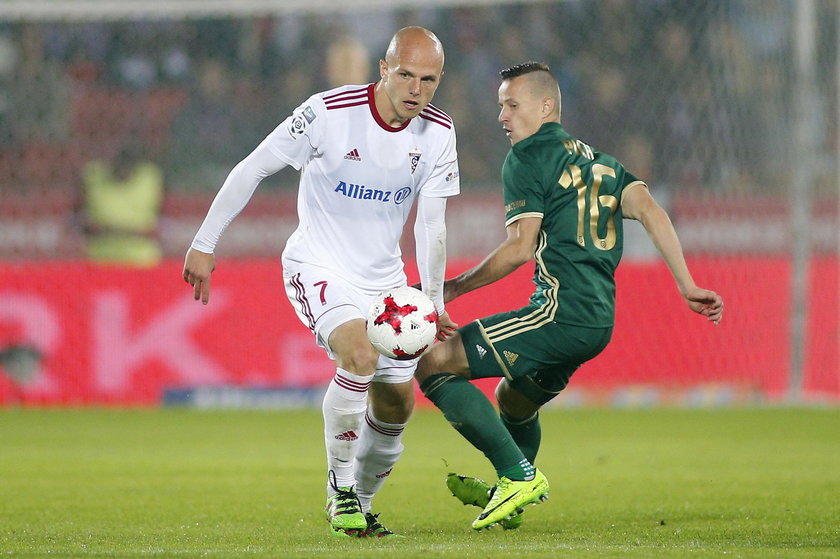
[{"left": 183, "top": 248, "right": 216, "bottom": 305}]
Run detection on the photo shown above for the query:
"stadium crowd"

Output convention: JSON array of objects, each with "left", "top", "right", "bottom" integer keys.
[{"left": 0, "top": 1, "right": 835, "bottom": 197}]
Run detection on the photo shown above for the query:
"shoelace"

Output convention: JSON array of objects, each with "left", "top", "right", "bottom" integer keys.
[
  {"left": 328, "top": 470, "right": 362, "bottom": 514},
  {"left": 364, "top": 513, "right": 394, "bottom": 536},
  {"left": 487, "top": 478, "right": 510, "bottom": 505}
]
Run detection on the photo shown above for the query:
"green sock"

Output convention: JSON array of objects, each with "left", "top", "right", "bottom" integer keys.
[
  {"left": 501, "top": 410, "right": 542, "bottom": 465},
  {"left": 420, "top": 373, "right": 534, "bottom": 480}
]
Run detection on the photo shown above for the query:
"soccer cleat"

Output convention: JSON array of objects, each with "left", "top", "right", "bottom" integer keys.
[
  {"left": 325, "top": 471, "right": 367, "bottom": 537},
  {"left": 471, "top": 469, "right": 549, "bottom": 531},
  {"left": 359, "top": 512, "right": 402, "bottom": 538},
  {"left": 446, "top": 473, "right": 523, "bottom": 530}
]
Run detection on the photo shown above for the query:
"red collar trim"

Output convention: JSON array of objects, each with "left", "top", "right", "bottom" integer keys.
[{"left": 368, "top": 82, "right": 411, "bottom": 133}]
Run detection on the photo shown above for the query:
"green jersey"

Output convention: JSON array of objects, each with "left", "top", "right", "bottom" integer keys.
[{"left": 502, "top": 122, "right": 646, "bottom": 327}]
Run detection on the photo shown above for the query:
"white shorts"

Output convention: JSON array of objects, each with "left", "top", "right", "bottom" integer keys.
[{"left": 283, "top": 263, "right": 417, "bottom": 383}]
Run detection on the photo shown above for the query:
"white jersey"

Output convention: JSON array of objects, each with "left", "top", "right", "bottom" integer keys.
[{"left": 271, "top": 83, "right": 460, "bottom": 290}]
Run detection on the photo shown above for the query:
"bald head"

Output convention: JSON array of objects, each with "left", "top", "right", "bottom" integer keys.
[
  {"left": 500, "top": 62, "right": 561, "bottom": 119},
  {"left": 385, "top": 26, "right": 444, "bottom": 69},
  {"left": 376, "top": 26, "right": 446, "bottom": 127}
]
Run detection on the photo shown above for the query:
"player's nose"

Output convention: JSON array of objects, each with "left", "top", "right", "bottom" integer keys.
[{"left": 409, "top": 77, "right": 421, "bottom": 95}]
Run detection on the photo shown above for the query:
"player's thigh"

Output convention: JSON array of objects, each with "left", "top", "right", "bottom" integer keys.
[
  {"left": 415, "top": 331, "right": 471, "bottom": 383},
  {"left": 284, "top": 265, "right": 374, "bottom": 357},
  {"left": 285, "top": 265, "right": 416, "bottom": 378},
  {"left": 461, "top": 307, "right": 612, "bottom": 405}
]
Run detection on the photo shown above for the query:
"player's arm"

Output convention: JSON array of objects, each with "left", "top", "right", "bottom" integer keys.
[
  {"left": 183, "top": 142, "right": 289, "bottom": 305},
  {"left": 414, "top": 194, "right": 457, "bottom": 339},
  {"left": 444, "top": 215, "right": 542, "bottom": 303},
  {"left": 621, "top": 184, "right": 723, "bottom": 324}
]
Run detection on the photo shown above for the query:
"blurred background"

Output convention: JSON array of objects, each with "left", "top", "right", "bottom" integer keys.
[{"left": 0, "top": 0, "right": 837, "bottom": 406}]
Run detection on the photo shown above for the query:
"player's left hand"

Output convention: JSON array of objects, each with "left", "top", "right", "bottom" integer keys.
[
  {"left": 436, "top": 310, "right": 458, "bottom": 341},
  {"left": 684, "top": 286, "right": 723, "bottom": 325}
]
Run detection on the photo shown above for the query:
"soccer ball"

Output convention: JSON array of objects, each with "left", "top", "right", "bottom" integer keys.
[{"left": 366, "top": 286, "right": 439, "bottom": 360}]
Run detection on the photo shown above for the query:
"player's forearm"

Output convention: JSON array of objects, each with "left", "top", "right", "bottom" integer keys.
[
  {"left": 446, "top": 239, "right": 529, "bottom": 302},
  {"left": 641, "top": 205, "right": 696, "bottom": 296},
  {"left": 414, "top": 196, "right": 448, "bottom": 311},
  {"left": 191, "top": 161, "right": 260, "bottom": 253}
]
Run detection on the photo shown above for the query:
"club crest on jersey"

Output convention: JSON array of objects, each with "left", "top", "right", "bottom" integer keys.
[{"left": 409, "top": 150, "right": 422, "bottom": 174}]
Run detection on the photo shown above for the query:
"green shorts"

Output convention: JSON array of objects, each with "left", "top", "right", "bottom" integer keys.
[{"left": 459, "top": 305, "right": 613, "bottom": 405}]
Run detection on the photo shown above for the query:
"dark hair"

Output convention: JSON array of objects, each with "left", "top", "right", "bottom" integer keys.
[{"left": 500, "top": 61, "right": 551, "bottom": 80}]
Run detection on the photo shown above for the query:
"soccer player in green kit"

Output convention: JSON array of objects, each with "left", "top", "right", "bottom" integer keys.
[{"left": 415, "top": 62, "right": 724, "bottom": 531}]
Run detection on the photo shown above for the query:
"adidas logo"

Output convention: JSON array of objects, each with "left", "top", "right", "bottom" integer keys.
[
  {"left": 344, "top": 148, "right": 361, "bottom": 161},
  {"left": 503, "top": 350, "right": 519, "bottom": 367},
  {"left": 476, "top": 345, "right": 487, "bottom": 359},
  {"left": 335, "top": 430, "right": 358, "bottom": 441}
]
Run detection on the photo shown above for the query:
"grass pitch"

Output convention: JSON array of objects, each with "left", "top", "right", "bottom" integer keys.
[{"left": 1, "top": 407, "right": 838, "bottom": 558}]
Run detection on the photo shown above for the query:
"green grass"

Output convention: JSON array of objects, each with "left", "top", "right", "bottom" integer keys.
[{"left": 1, "top": 408, "right": 838, "bottom": 558}]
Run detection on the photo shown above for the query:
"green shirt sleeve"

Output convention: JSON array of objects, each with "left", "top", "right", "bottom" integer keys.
[{"left": 502, "top": 151, "right": 546, "bottom": 227}]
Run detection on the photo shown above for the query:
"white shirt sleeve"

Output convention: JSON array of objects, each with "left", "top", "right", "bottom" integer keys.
[
  {"left": 265, "top": 96, "right": 325, "bottom": 170},
  {"left": 414, "top": 194, "right": 448, "bottom": 312},
  {"left": 190, "top": 140, "right": 289, "bottom": 253},
  {"left": 418, "top": 125, "right": 460, "bottom": 198},
  {"left": 191, "top": 95, "right": 325, "bottom": 253}
]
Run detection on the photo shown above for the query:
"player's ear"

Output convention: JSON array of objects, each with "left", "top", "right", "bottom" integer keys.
[
  {"left": 379, "top": 59, "right": 388, "bottom": 81},
  {"left": 541, "top": 97, "right": 553, "bottom": 118}
]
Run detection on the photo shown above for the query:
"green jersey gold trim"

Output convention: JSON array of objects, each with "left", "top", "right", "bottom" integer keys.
[
  {"left": 499, "top": 122, "right": 640, "bottom": 327},
  {"left": 481, "top": 231, "right": 560, "bottom": 343},
  {"left": 476, "top": 320, "right": 514, "bottom": 379},
  {"left": 621, "top": 180, "right": 648, "bottom": 199},
  {"left": 504, "top": 211, "right": 544, "bottom": 228}
]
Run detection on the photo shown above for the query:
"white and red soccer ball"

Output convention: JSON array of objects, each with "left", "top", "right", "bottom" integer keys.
[{"left": 366, "top": 286, "right": 439, "bottom": 360}]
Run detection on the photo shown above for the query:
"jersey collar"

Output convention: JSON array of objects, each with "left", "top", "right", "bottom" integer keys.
[{"left": 368, "top": 82, "right": 412, "bottom": 133}]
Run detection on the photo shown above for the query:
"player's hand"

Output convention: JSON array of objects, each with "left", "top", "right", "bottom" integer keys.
[
  {"left": 183, "top": 248, "right": 216, "bottom": 305},
  {"left": 436, "top": 310, "right": 458, "bottom": 341},
  {"left": 684, "top": 286, "right": 723, "bottom": 325}
]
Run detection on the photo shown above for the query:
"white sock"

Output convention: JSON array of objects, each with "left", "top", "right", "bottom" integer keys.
[
  {"left": 322, "top": 368, "right": 370, "bottom": 495},
  {"left": 355, "top": 410, "right": 406, "bottom": 513}
]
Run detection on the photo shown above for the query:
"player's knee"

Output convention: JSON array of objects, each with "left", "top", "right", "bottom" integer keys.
[
  {"left": 496, "top": 380, "right": 540, "bottom": 420},
  {"left": 415, "top": 342, "right": 447, "bottom": 382},
  {"left": 416, "top": 337, "right": 469, "bottom": 383},
  {"left": 337, "top": 344, "right": 380, "bottom": 375}
]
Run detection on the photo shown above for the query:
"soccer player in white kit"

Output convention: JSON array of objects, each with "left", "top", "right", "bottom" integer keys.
[{"left": 182, "top": 27, "right": 459, "bottom": 538}]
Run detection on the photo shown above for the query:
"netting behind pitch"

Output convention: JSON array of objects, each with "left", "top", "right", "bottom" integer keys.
[{"left": 0, "top": 1, "right": 837, "bottom": 405}]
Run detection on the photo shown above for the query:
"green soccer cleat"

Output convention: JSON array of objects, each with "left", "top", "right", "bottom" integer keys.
[
  {"left": 446, "top": 473, "right": 523, "bottom": 529},
  {"left": 471, "top": 469, "right": 549, "bottom": 531},
  {"left": 359, "top": 512, "right": 402, "bottom": 538},
  {"left": 325, "top": 478, "right": 367, "bottom": 537}
]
